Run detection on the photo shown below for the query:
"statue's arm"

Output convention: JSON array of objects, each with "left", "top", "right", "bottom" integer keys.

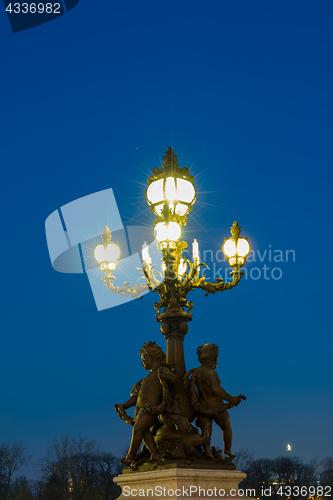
[
  {"left": 115, "top": 379, "right": 142, "bottom": 411},
  {"left": 210, "top": 372, "right": 238, "bottom": 405},
  {"left": 121, "top": 395, "right": 137, "bottom": 410},
  {"left": 114, "top": 394, "right": 137, "bottom": 416}
]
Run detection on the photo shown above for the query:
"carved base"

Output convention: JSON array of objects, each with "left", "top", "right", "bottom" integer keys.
[
  {"left": 114, "top": 468, "right": 248, "bottom": 500},
  {"left": 155, "top": 424, "right": 206, "bottom": 460},
  {"left": 122, "top": 440, "right": 236, "bottom": 474},
  {"left": 122, "top": 458, "right": 236, "bottom": 474}
]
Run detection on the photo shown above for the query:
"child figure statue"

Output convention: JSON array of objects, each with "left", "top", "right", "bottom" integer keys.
[
  {"left": 115, "top": 341, "right": 177, "bottom": 466},
  {"left": 185, "top": 343, "right": 246, "bottom": 461}
]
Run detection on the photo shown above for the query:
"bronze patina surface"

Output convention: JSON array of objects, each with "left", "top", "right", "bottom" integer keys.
[{"left": 115, "top": 342, "right": 245, "bottom": 472}]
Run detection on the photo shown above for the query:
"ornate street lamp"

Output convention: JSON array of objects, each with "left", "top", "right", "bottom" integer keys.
[
  {"left": 45, "top": 144, "right": 255, "bottom": 482},
  {"left": 94, "top": 147, "right": 251, "bottom": 464}
]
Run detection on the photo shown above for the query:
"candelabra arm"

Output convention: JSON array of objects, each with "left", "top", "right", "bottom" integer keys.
[
  {"left": 102, "top": 275, "right": 149, "bottom": 298},
  {"left": 182, "top": 260, "right": 207, "bottom": 287},
  {"left": 101, "top": 263, "right": 163, "bottom": 298},
  {"left": 196, "top": 268, "right": 244, "bottom": 296}
]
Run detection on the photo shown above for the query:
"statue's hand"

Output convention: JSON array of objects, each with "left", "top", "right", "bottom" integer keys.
[
  {"left": 234, "top": 394, "right": 246, "bottom": 406},
  {"left": 114, "top": 404, "right": 125, "bottom": 417}
]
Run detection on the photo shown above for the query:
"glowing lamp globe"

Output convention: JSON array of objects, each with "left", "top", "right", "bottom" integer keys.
[
  {"left": 154, "top": 221, "right": 181, "bottom": 245},
  {"left": 146, "top": 147, "right": 196, "bottom": 218},
  {"left": 222, "top": 221, "right": 250, "bottom": 267},
  {"left": 94, "top": 227, "right": 121, "bottom": 271}
]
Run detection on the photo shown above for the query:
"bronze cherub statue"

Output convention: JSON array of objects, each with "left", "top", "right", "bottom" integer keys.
[
  {"left": 115, "top": 341, "right": 177, "bottom": 466},
  {"left": 184, "top": 343, "right": 246, "bottom": 461}
]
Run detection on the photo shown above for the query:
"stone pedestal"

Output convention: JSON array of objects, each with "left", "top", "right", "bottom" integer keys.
[{"left": 114, "top": 468, "right": 250, "bottom": 500}]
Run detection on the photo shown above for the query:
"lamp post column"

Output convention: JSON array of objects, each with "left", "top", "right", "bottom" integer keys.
[{"left": 157, "top": 306, "right": 193, "bottom": 421}]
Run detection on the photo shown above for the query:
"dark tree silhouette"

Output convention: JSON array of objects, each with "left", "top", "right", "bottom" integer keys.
[
  {"left": 0, "top": 441, "right": 32, "bottom": 495},
  {"left": 39, "top": 436, "right": 122, "bottom": 500}
]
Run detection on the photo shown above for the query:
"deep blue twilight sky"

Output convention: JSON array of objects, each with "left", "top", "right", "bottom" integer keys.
[{"left": 1, "top": 0, "right": 333, "bottom": 479}]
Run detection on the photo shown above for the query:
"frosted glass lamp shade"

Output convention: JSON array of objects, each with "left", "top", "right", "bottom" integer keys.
[
  {"left": 94, "top": 242, "right": 121, "bottom": 265},
  {"left": 222, "top": 235, "right": 250, "bottom": 267},
  {"left": 154, "top": 221, "right": 181, "bottom": 243},
  {"left": 237, "top": 238, "right": 250, "bottom": 257},
  {"left": 176, "top": 178, "right": 195, "bottom": 203},
  {"left": 223, "top": 239, "right": 237, "bottom": 258},
  {"left": 165, "top": 177, "right": 176, "bottom": 202},
  {"left": 146, "top": 179, "right": 164, "bottom": 204},
  {"left": 146, "top": 176, "right": 196, "bottom": 217}
]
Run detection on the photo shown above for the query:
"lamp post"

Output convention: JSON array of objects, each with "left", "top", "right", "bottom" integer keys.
[{"left": 94, "top": 147, "right": 251, "bottom": 452}]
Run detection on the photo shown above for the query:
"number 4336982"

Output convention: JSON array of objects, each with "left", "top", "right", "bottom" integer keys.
[{"left": 6, "top": 3, "right": 61, "bottom": 13}]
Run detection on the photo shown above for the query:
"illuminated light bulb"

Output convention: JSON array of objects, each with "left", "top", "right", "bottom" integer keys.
[
  {"left": 192, "top": 239, "right": 199, "bottom": 260},
  {"left": 178, "top": 258, "right": 187, "bottom": 276},
  {"left": 142, "top": 242, "right": 149, "bottom": 262},
  {"left": 142, "top": 242, "right": 152, "bottom": 264}
]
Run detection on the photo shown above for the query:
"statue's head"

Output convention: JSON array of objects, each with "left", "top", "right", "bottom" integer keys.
[
  {"left": 139, "top": 341, "right": 166, "bottom": 364},
  {"left": 197, "top": 343, "right": 219, "bottom": 365}
]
